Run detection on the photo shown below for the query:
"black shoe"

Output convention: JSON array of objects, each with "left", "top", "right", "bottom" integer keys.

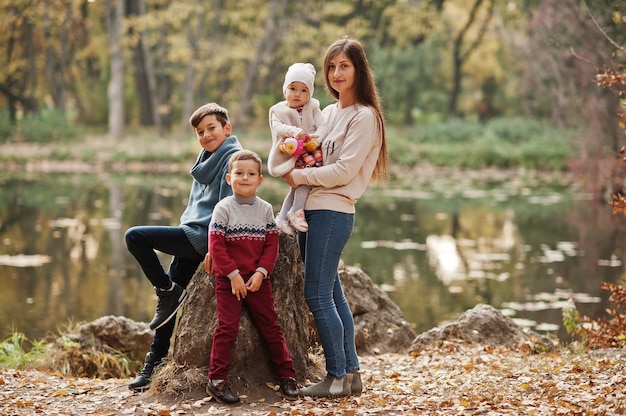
[
  {"left": 149, "top": 282, "right": 187, "bottom": 330},
  {"left": 206, "top": 379, "right": 240, "bottom": 404},
  {"left": 279, "top": 377, "right": 301, "bottom": 399},
  {"left": 128, "top": 352, "right": 164, "bottom": 392}
]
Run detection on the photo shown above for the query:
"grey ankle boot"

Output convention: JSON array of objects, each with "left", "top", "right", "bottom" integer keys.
[
  {"left": 300, "top": 373, "right": 350, "bottom": 398},
  {"left": 347, "top": 371, "right": 362, "bottom": 395}
]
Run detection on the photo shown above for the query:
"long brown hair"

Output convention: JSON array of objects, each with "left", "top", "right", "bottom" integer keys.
[{"left": 323, "top": 36, "right": 389, "bottom": 183}]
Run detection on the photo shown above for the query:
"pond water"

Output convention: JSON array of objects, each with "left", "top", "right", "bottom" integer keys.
[{"left": 1, "top": 168, "right": 625, "bottom": 343}]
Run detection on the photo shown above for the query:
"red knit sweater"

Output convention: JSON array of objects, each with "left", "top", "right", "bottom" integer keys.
[{"left": 209, "top": 195, "right": 279, "bottom": 280}]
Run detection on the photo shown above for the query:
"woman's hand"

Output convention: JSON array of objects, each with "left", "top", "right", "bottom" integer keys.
[
  {"left": 282, "top": 171, "right": 297, "bottom": 188},
  {"left": 203, "top": 253, "right": 212, "bottom": 273}
]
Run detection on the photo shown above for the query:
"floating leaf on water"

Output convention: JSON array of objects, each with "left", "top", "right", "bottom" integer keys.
[{"left": 0, "top": 254, "right": 51, "bottom": 267}]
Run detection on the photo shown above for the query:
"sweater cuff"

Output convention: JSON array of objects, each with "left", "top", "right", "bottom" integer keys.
[
  {"left": 256, "top": 267, "right": 269, "bottom": 279},
  {"left": 227, "top": 269, "right": 240, "bottom": 280},
  {"left": 291, "top": 169, "right": 308, "bottom": 186}
]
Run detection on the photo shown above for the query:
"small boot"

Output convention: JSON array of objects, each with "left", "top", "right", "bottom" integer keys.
[
  {"left": 287, "top": 209, "right": 308, "bottom": 232},
  {"left": 128, "top": 352, "right": 164, "bottom": 392},
  {"left": 276, "top": 218, "right": 296, "bottom": 235}
]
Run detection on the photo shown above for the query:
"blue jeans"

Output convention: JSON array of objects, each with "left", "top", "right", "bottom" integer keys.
[
  {"left": 297, "top": 210, "right": 359, "bottom": 377},
  {"left": 125, "top": 225, "right": 204, "bottom": 357}
]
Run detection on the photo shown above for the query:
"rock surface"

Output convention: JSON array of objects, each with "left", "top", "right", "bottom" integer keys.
[
  {"left": 171, "top": 232, "right": 319, "bottom": 389},
  {"left": 69, "top": 315, "right": 152, "bottom": 360},
  {"left": 340, "top": 265, "right": 417, "bottom": 354},
  {"left": 410, "top": 303, "right": 555, "bottom": 352}
]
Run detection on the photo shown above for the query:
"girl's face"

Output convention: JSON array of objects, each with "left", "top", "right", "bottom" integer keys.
[
  {"left": 285, "top": 81, "right": 311, "bottom": 109},
  {"left": 226, "top": 159, "right": 262, "bottom": 197},
  {"left": 195, "top": 114, "right": 232, "bottom": 153},
  {"left": 328, "top": 52, "right": 355, "bottom": 96}
]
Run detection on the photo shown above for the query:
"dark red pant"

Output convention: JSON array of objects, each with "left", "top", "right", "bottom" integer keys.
[{"left": 208, "top": 274, "right": 296, "bottom": 380}]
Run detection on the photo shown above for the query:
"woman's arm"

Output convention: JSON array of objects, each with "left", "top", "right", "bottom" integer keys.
[{"left": 290, "top": 106, "right": 379, "bottom": 188}]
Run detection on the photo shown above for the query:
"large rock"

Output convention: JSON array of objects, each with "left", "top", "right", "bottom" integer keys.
[
  {"left": 410, "top": 303, "right": 555, "bottom": 352},
  {"left": 73, "top": 235, "right": 419, "bottom": 395},
  {"left": 70, "top": 315, "right": 152, "bottom": 360},
  {"left": 163, "top": 235, "right": 417, "bottom": 397},
  {"left": 172, "top": 233, "right": 319, "bottom": 389},
  {"left": 340, "top": 265, "right": 417, "bottom": 354}
]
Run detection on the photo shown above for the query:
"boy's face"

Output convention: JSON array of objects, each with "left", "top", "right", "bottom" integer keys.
[
  {"left": 285, "top": 81, "right": 311, "bottom": 109},
  {"left": 195, "top": 114, "right": 232, "bottom": 153},
  {"left": 226, "top": 159, "right": 262, "bottom": 198}
]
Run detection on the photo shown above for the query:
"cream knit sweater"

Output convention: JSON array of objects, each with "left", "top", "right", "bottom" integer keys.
[
  {"left": 290, "top": 103, "right": 382, "bottom": 214},
  {"left": 267, "top": 98, "right": 325, "bottom": 178}
]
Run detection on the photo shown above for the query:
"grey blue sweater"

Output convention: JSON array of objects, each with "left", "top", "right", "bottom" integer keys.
[{"left": 179, "top": 135, "right": 242, "bottom": 255}]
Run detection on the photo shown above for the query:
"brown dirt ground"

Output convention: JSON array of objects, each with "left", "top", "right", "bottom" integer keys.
[{"left": 2, "top": 344, "right": 626, "bottom": 415}]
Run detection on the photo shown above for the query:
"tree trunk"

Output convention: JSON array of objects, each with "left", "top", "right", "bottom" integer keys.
[
  {"left": 448, "top": 0, "right": 493, "bottom": 117},
  {"left": 105, "top": 0, "right": 125, "bottom": 141},
  {"left": 173, "top": 233, "right": 320, "bottom": 389},
  {"left": 236, "top": 0, "right": 287, "bottom": 126}
]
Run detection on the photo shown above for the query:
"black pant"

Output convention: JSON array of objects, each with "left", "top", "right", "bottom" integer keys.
[{"left": 125, "top": 225, "right": 204, "bottom": 356}]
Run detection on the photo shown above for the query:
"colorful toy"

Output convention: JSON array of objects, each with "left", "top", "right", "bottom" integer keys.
[{"left": 280, "top": 133, "right": 322, "bottom": 169}]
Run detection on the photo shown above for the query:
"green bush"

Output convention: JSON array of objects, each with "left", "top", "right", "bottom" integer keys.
[
  {"left": 0, "top": 110, "right": 15, "bottom": 142},
  {"left": 485, "top": 117, "right": 553, "bottom": 144},
  {"left": 20, "top": 109, "right": 79, "bottom": 143},
  {"left": 409, "top": 118, "right": 484, "bottom": 143},
  {"left": 386, "top": 116, "right": 574, "bottom": 170}
]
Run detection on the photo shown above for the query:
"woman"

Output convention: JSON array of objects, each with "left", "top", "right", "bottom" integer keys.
[{"left": 282, "top": 36, "right": 389, "bottom": 398}]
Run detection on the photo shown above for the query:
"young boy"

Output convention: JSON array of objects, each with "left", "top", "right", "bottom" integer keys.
[
  {"left": 205, "top": 150, "right": 300, "bottom": 404},
  {"left": 124, "top": 102, "right": 242, "bottom": 392},
  {"left": 267, "top": 63, "right": 327, "bottom": 235}
]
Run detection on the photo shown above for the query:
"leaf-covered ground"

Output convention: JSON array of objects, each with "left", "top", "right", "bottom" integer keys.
[{"left": 2, "top": 343, "right": 626, "bottom": 415}]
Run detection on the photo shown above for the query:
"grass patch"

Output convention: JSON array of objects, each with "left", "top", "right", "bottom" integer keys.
[
  {"left": 0, "top": 330, "right": 139, "bottom": 379},
  {"left": 386, "top": 116, "right": 575, "bottom": 170},
  {"left": 1, "top": 116, "right": 576, "bottom": 172}
]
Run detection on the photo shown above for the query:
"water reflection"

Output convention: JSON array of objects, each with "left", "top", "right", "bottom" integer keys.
[{"left": 0, "top": 170, "right": 624, "bottom": 343}]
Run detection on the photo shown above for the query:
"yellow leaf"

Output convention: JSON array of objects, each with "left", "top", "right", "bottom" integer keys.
[{"left": 54, "top": 390, "right": 70, "bottom": 396}]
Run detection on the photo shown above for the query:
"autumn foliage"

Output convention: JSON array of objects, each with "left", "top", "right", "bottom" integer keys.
[
  {"left": 569, "top": 65, "right": 626, "bottom": 350},
  {"left": 568, "top": 282, "right": 626, "bottom": 349}
]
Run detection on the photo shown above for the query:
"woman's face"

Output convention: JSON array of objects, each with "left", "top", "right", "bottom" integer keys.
[{"left": 327, "top": 52, "right": 355, "bottom": 96}]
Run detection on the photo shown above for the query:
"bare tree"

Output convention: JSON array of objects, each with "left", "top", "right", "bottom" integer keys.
[
  {"left": 448, "top": 0, "right": 494, "bottom": 116},
  {"left": 236, "top": 0, "right": 288, "bottom": 125},
  {"left": 0, "top": 1, "right": 38, "bottom": 121},
  {"left": 105, "top": 0, "right": 125, "bottom": 140}
]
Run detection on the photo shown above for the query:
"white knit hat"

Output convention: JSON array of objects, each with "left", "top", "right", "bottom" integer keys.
[{"left": 282, "top": 63, "right": 316, "bottom": 97}]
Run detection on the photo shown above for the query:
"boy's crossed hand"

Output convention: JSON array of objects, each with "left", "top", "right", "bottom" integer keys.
[{"left": 230, "top": 271, "right": 264, "bottom": 301}]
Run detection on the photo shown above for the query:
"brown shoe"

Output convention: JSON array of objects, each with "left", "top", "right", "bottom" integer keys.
[
  {"left": 206, "top": 379, "right": 240, "bottom": 405},
  {"left": 279, "top": 377, "right": 301, "bottom": 400}
]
